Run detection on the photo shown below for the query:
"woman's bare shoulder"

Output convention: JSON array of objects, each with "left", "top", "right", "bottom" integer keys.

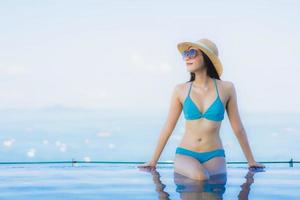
[
  {"left": 174, "top": 81, "right": 190, "bottom": 92},
  {"left": 173, "top": 82, "right": 190, "bottom": 101},
  {"left": 217, "top": 79, "right": 235, "bottom": 99},
  {"left": 217, "top": 79, "right": 234, "bottom": 89}
]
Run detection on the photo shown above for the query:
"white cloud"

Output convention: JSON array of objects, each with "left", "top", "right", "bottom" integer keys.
[
  {"left": 27, "top": 148, "right": 36, "bottom": 158},
  {"left": 3, "top": 138, "right": 15, "bottom": 147},
  {"left": 59, "top": 143, "right": 67, "bottom": 152},
  {"left": 43, "top": 140, "right": 49, "bottom": 145},
  {"left": 84, "top": 156, "right": 91, "bottom": 162},
  {"left": 97, "top": 131, "right": 111, "bottom": 138}
]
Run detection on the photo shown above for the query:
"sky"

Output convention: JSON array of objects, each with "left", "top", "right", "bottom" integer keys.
[{"left": 0, "top": 0, "right": 300, "bottom": 114}]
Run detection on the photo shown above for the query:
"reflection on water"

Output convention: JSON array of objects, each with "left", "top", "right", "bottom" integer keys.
[
  {"left": 0, "top": 163, "right": 297, "bottom": 199},
  {"left": 140, "top": 166, "right": 266, "bottom": 200},
  {"left": 149, "top": 169, "right": 171, "bottom": 200},
  {"left": 174, "top": 172, "right": 227, "bottom": 199}
]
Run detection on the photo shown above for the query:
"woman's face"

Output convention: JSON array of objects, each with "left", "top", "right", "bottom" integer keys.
[{"left": 185, "top": 46, "right": 205, "bottom": 72}]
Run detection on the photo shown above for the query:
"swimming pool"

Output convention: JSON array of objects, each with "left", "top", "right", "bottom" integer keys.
[{"left": 0, "top": 163, "right": 299, "bottom": 199}]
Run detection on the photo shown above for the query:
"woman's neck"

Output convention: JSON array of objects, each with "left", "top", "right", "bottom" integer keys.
[{"left": 193, "top": 71, "right": 211, "bottom": 87}]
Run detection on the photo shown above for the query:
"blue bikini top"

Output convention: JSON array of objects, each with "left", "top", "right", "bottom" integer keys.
[{"left": 183, "top": 78, "right": 225, "bottom": 121}]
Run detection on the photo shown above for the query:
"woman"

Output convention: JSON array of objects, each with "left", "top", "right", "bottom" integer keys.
[{"left": 138, "top": 38, "right": 265, "bottom": 180}]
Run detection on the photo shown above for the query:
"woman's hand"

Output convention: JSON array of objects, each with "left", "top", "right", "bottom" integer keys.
[
  {"left": 137, "top": 160, "right": 157, "bottom": 171},
  {"left": 248, "top": 161, "right": 265, "bottom": 170}
]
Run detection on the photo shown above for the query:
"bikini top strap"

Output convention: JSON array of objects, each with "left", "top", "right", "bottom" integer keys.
[
  {"left": 213, "top": 78, "right": 220, "bottom": 97},
  {"left": 188, "top": 81, "right": 193, "bottom": 96}
]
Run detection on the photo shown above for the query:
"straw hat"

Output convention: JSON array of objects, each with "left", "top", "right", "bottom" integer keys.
[{"left": 177, "top": 38, "right": 223, "bottom": 77}]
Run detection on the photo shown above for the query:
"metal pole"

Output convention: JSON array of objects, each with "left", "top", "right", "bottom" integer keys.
[{"left": 289, "top": 158, "right": 293, "bottom": 167}]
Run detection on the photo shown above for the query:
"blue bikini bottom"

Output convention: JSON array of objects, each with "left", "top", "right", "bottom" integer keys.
[{"left": 175, "top": 147, "right": 226, "bottom": 164}]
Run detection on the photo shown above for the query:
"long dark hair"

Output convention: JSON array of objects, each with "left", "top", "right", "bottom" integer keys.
[{"left": 186, "top": 49, "right": 221, "bottom": 82}]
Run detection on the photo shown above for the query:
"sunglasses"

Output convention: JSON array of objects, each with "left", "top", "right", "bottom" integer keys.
[{"left": 182, "top": 49, "right": 199, "bottom": 60}]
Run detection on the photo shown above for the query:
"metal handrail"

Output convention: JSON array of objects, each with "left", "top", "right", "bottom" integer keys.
[{"left": 0, "top": 158, "right": 298, "bottom": 167}]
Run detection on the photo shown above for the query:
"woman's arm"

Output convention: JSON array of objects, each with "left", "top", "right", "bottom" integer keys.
[
  {"left": 149, "top": 84, "right": 183, "bottom": 164},
  {"left": 226, "top": 82, "right": 265, "bottom": 169},
  {"left": 138, "top": 84, "right": 183, "bottom": 168}
]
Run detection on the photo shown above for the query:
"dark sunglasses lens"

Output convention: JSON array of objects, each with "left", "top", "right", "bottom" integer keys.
[
  {"left": 182, "top": 49, "right": 197, "bottom": 59},
  {"left": 182, "top": 50, "right": 189, "bottom": 59},
  {"left": 190, "top": 49, "right": 197, "bottom": 57}
]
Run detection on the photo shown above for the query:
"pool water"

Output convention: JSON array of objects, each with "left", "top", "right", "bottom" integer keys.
[{"left": 0, "top": 164, "right": 299, "bottom": 199}]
